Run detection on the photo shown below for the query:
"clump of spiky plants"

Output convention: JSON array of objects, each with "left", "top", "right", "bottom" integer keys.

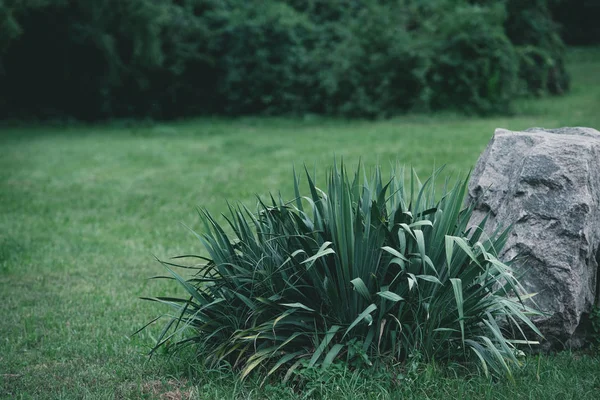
[{"left": 140, "top": 162, "right": 542, "bottom": 381}]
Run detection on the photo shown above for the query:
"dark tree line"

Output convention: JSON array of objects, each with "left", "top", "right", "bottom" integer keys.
[{"left": 0, "top": 0, "right": 580, "bottom": 121}]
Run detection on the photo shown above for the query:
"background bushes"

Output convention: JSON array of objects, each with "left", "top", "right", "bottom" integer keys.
[
  {"left": 0, "top": 0, "right": 574, "bottom": 120},
  {"left": 505, "top": 0, "right": 570, "bottom": 95},
  {"left": 551, "top": 0, "right": 600, "bottom": 46},
  {"left": 416, "top": 2, "right": 519, "bottom": 114}
]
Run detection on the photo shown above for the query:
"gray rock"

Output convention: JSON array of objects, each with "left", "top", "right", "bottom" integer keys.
[{"left": 468, "top": 127, "right": 600, "bottom": 349}]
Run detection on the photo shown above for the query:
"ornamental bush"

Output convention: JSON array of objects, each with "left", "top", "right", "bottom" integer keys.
[{"left": 142, "top": 162, "right": 542, "bottom": 380}]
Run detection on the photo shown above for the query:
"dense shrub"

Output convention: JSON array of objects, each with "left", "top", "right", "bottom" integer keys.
[
  {"left": 416, "top": 3, "right": 519, "bottom": 113},
  {"left": 0, "top": 0, "right": 217, "bottom": 119},
  {"left": 209, "top": 1, "right": 317, "bottom": 115},
  {"left": 0, "top": 0, "right": 570, "bottom": 119},
  {"left": 141, "top": 163, "right": 542, "bottom": 380},
  {"left": 505, "top": 0, "right": 570, "bottom": 95},
  {"left": 307, "top": 3, "right": 422, "bottom": 117},
  {"left": 207, "top": 1, "right": 423, "bottom": 117}
]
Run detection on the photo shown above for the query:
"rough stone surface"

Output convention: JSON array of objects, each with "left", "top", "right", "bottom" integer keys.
[{"left": 468, "top": 127, "right": 600, "bottom": 349}]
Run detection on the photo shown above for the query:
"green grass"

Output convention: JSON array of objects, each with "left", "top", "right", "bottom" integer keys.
[{"left": 1, "top": 47, "right": 600, "bottom": 399}]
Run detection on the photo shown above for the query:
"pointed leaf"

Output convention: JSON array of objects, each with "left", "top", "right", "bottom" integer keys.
[{"left": 376, "top": 291, "right": 404, "bottom": 302}]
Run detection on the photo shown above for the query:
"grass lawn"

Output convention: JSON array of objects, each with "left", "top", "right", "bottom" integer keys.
[{"left": 1, "top": 48, "right": 600, "bottom": 399}]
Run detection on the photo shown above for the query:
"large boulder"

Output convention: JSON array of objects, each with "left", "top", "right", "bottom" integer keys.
[{"left": 468, "top": 127, "right": 600, "bottom": 349}]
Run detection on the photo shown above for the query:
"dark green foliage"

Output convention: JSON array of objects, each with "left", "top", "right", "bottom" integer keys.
[
  {"left": 552, "top": 0, "right": 600, "bottom": 46},
  {"left": 0, "top": 0, "right": 217, "bottom": 119},
  {"left": 296, "top": 1, "right": 424, "bottom": 117},
  {"left": 210, "top": 1, "right": 316, "bottom": 115},
  {"left": 0, "top": 0, "right": 569, "bottom": 119},
  {"left": 505, "top": 0, "right": 570, "bottom": 95},
  {"left": 142, "top": 163, "right": 542, "bottom": 380},
  {"left": 417, "top": 3, "right": 519, "bottom": 113}
]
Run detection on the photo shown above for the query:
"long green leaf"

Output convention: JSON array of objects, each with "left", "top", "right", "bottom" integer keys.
[
  {"left": 351, "top": 277, "right": 372, "bottom": 301},
  {"left": 344, "top": 304, "right": 377, "bottom": 337},
  {"left": 450, "top": 278, "right": 465, "bottom": 346},
  {"left": 376, "top": 291, "right": 404, "bottom": 302},
  {"left": 308, "top": 325, "right": 341, "bottom": 368}
]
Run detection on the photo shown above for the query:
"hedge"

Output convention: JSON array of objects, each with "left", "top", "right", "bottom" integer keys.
[{"left": 0, "top": 0, "right": 570, "bottom": 120}]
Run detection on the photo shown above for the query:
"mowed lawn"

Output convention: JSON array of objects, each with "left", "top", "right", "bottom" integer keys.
[{"left": 1, "top": 48, "right": 600, "bottom": 399}]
